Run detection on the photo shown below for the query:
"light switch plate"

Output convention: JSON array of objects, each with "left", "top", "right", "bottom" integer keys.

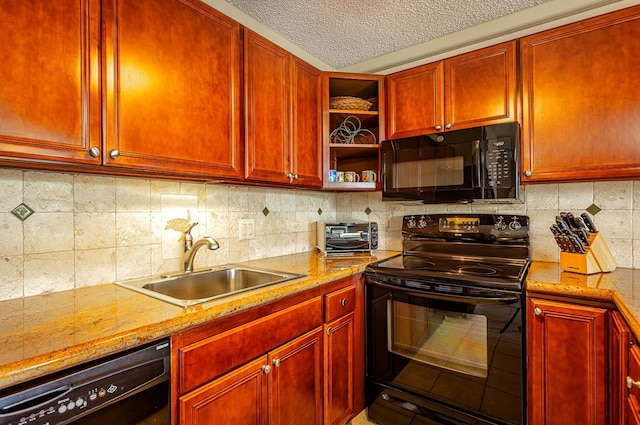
[{"left": 239, "top": 219, "right": 255, "bottom": 240}]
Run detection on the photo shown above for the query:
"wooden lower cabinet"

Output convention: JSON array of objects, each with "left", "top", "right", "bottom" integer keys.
[
  {"left": 179, "top": 326, "right": 323, "bottom": 425},
  {"left": 324, "top": 312, "right": 354, "bottom": 425},
  {"left": 527, "top": 297, "right": 607, "bottom": 425},
  {"left": 611, "top": 310, "right": 631, "bottom": 425},
  {"left": 179, "top": 356, "right": 268, "bottom": 425},
  {"left": 627, "top": 341, "right": 640, "bottom": 424}
]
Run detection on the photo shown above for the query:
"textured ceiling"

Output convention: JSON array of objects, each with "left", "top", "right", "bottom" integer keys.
[{"left": 224, "top": 0, "right": 545, "bottom": 69}]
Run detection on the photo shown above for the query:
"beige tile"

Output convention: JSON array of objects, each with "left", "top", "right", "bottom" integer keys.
[
  {"left": 0, "top": 255, "right": 24, "bottom": 299},
  {"left": 525, "top": 183, "right": 558, "bottom": 210},
  {"left": 24, "top": 171, "right": 74, "bottom": 212},
  {"left": 0, "top": 212, "right": 23, "bottom": 255},
  {"left": 75, "top": 248, "right": 117, "bottom": 287},
  {"left": 116, "top": 178, "right": 150, "bottom": 212},
  {"left": 558, "top": 182, "right": 593, "bottom": 210},
  {"left": 594, "top": 180, "right": 633, "bottom": 210},
  {"left": 0, "top": 169, "right": 23, "bottom": 211},
  {"left": 115, "top": 212, "right": 151, "bottom": 247},
  {"left": 75, "top": 212, "right": 115, "bottom": 250},
  {"left": 74, "top": 175, "right": 116, "bottom": 213},
  {"left": 23, "top": 251, "right": 75, "bottom": 296},
  {"left": 24, "top": 212, "right": 74, "bottom": 254},
  {"left": 116, "top": 245, "right": 151, "bottom": 281}
]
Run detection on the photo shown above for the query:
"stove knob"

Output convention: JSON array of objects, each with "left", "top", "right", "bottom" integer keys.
[
  {"left": 495, "top": 216, "right": 507, "bottom": 231},
  {"left": 417, "top": 216, "right": 427, "bottom": 228},
  {"left": 509, "top": 219, "right": 521, "bottom": 231},
  {"left": 407, "top": 216, "right": 416, "bottom": 228}
]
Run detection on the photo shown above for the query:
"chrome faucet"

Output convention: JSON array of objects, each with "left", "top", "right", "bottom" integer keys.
[{"left": 182, "top": 222, "right": 219, "bottom": 273}]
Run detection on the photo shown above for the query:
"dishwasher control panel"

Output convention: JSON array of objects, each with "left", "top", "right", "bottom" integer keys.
[{"left": 0, "top": 340, "right": 170, "bottom": 425}]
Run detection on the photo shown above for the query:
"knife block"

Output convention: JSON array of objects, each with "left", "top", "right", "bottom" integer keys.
[{"left": 559, "top": 232, "right": 616, "bottom": 275}]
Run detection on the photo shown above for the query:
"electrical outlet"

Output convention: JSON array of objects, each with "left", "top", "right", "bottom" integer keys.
[{"left": 239, "top": 219, "right": 255, "bottom": 240}]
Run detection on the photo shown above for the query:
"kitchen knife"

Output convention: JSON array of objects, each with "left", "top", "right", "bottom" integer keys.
[
  {"left": 572, "top": 216, "right": 591, "bottom": 246},
  {"left": 581, "top": 212, "right": 598, "bottom": 233},
  {"left": 566, "top": 233, "right": 586, "bottom": 254},
  {"left": 550, "top": 226, "right": 567, "bottom": 251}
]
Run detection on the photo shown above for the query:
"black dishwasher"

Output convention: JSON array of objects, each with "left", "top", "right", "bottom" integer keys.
[{"left": 0, "top": 339, "right": 170, "bottom": 425}]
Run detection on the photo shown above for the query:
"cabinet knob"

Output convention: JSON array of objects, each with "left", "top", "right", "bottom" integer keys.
[
  {"left": 445, "top": 123, "right": 452, "bottom": 130},
  {"left": 434, "top": 125, "right": 442, "bottom": 131},
  {"left": 341, "top": 298, "right": 348, "bottom": 308},
  {"left": 534, "top": 307, "right": 543, "bottom": 316},
  {"left": 524, "top": 170, "right": 532, "bottom": 177},
  {"left": 109, "top": 149, "right": 120, "bottom": 159},
  {"left": 262, "top": 365, "right": 272, "bottom": 374},
  {"left": 627, "top": 376, "right": 640, "bottom": 389},
  {"left": 273, "top": 358, "right": 281, "bottom": 367},
  {"left": 326, "top": 327, "right": 332, "bottom": 335},
  {"left": 88, "top": 146, "right": 100, "bottom": 157}
]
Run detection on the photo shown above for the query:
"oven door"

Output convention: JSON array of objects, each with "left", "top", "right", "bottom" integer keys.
[{"left": 365, "top": 276, "right": 524, "bottom": 425}]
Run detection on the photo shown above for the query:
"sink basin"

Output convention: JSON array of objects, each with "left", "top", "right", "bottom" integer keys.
[{"left": 115, "top": 266, "right": 305, "bottom": 307}]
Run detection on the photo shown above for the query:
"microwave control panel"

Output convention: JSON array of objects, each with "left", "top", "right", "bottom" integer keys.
[{"left": 485, "top": 136, "right": 514, "bottom": 188}]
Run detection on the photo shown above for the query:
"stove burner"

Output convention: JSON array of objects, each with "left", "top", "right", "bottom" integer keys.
[{"left": 457, "top": 264, "right": 502, "bottom": 276}]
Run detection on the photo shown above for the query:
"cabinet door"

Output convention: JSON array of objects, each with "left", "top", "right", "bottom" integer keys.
[
  {"left": 244, "top": 30, "right": 290, "bottom": 184},
  {"left": 102, "top": 0, "right": 243, "bottom": 178},
  {"left": 629, "top": 345, "right": 640, "bottom": 425},
  {"left": 291, "top": 57, "right": 323, "bottom": 186},
  {"left": 527, "top": 298, "right": 607, "bottom": 425},
  {"left": 269, "top": 327, "right": 323, "bottom": 425},
  {"left": 521, "top": 6, "right": 640, "bottom": 182},
  {"left": 324, "top": 312, "right": 354, "bottom": 425},
  {"left": 386, "top": 62, "right": 443, "bottom": 139},
  {"left": 179, "top": 356, "right": 268, "bottom": 425},
  {"left": 611, "top": 310, "right": 631, "bottom": 425},
  {"left": 0, "top": 0, "right": 101, "bottom": 164},
  {"left": 444, "top": 40, "right": 517, "bottom": 130}
]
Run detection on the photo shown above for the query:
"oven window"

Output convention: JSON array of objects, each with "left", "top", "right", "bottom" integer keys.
[
  {"left": 387, "top": 299, "right": 488, "bottom": 378},
  {"left": 392, "top": 156, "right": 464, "bottom": 188}
]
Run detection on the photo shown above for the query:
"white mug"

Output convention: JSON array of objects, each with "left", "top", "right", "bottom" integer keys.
[
  {"left": 344, "top": 171, "right": 360, "bottom": 182},
  {"left": 362, "top": 170, "right": 377, "bottom": 182},
  {"left": 336, "top": 171, "right": 345, "bottom": 182}
]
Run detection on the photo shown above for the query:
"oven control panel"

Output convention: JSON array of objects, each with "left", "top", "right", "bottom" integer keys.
[{"left": 403, "top": 214, "right": 529, "bottom": 240}]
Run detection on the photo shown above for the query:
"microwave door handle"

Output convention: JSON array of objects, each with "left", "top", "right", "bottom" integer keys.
[
  {"left": 370, "top": 280, "right": 519, "bottom": 305},
  {"left": 473, "top": 140, "right": 482, "bottom": 188}
]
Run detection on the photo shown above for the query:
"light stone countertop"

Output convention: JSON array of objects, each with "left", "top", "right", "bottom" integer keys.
[
  {"left": 0, "top": 251, "right": 399, "bottom": 390},
  {"left": 2, "top": 254, "right": 639, "bottom": 392}
]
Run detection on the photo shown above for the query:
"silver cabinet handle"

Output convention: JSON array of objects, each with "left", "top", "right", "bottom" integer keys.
[
  {"left": 524, "top": 170, "right": 532, "bottom": 177},
  {"left": 273, "top": 358, "right": 281, "bottom": 367},
  {"left": 534, "top": 307, "right": 543, "bottom": 316},
  {"left": 434, "top": 125, "right": 442, "bottom": 131},
  {"left": 89, "top": 147, "right": 100, "bottom": 157},
  {"left": 341, "top": 298, "right": 348, "bottom": 307},
  {"left": 628, "top": 376, "right": 640, "bottom": 389},
  {"left": 109, "top": 149, "right": 120, "bottom": 159},
  {"left": 445, "top": 123, "right": 452, "bottom": 129},
  {"left": 262, "top": 365, "right": 271, "bottom": 374}
]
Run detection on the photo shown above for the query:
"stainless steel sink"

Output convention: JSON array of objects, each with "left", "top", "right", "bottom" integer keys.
[{"left": 114, "top": 266, "right": 305, "bottom": 307}]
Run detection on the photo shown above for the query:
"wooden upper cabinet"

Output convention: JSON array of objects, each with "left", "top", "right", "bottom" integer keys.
[
  {"left": 521, "top": 5, "right": 640, "bottom": 182},
  {"left": 386, "top": 41, "right": 516, "bottom": 139},
  {"left": 291, "top": 58, "right": 323, "bottom": 186},
  {"left": 102, "top": 0, "right": 243, "bottom": 178},
  {"left": 244, "top": 30, "right": 322, "bottom": 186},
  {"left": 527, "top": 298, "right": 607, "bottom": 425},
  {"left": 0, "top": 0, "right": 101, "bottom": 164}
]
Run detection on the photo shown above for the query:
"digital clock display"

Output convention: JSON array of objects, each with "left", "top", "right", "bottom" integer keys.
[{"left": 438, "top": 217, "right": 480, "bottom": 233}]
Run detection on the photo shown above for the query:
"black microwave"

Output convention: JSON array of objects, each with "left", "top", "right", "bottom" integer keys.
[{"left": 381, "top": 122, "right": 521, "bottom": 203}]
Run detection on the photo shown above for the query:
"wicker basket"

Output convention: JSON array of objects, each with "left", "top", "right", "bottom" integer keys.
[{"left": 329, "top": 96, "right": 373, "bottom": 111}]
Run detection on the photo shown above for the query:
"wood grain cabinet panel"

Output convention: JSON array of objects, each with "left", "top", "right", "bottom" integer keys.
[
  {"left": 521, "top": 5, "right": 640, "bottom": 182},
  {"left": 629, "top": 345, "right": 640, "bottom": 425},
  {"left": 527, "top": 298, "right": 607, "bottom": 425},
  {"left": 611, "top": 310, "right": 630, "bottom": 425},
  {"left": 386, "top": 41, "right": 516, "bottom": 139},
  {"left": 102, "top": 0, "right": 243, "bottom": 178},
  {"left": 244, "top": 30, "right": 322, "bottom": 186},
  {"left": 0, "top": 0, "right": 101, "bottom": 164},
  {"left": 324, "top": 312, "right": 354, "bottom": 425}
]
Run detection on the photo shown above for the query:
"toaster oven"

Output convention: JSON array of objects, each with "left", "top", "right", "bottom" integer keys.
[{"left": 316, "top": 222, "right": 378, "bottom": 254}]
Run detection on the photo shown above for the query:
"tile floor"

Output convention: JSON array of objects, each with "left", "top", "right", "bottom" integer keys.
[{"left": 348, "top": 409, "right": 376, "bottom": 424}]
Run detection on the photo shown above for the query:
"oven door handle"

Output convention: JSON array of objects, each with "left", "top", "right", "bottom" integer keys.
[{"left": 370, "top": 281, "right": 520, "bottom": 305}]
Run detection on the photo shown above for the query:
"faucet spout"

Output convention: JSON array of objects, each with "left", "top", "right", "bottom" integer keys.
[{"left": 182, "top": 237, "right": 220, "bottom": 272}]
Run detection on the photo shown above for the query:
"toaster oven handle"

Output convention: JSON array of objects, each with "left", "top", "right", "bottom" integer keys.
[
  {"left": 473, "top": 139, "right": 482, "bottom": 189},
  {"left": 369, "top": 280, "right": 520, "bottom": 305}
]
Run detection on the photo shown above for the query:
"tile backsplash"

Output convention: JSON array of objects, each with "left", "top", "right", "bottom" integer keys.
[{"left": 2, "top": 168, "right": 640, "bottom": 301}]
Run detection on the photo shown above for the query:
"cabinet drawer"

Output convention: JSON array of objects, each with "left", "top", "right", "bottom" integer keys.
[
  {"left": 179, "top": 296, "right": 323, "bottom": 393},
  {"left": 325, "top": 285, "right": 356, "bottom": 322}
]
